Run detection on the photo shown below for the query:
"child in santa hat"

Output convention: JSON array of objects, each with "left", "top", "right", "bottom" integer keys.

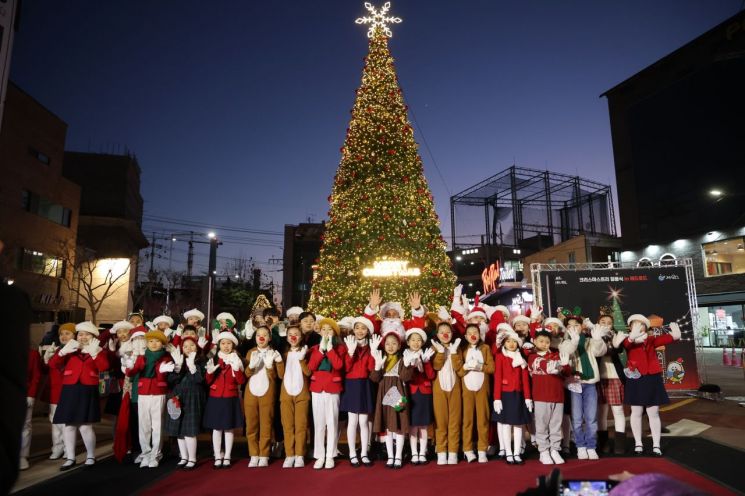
[
  {"left": 40, "top": 323, "right": 77, "bottom": 462},
  {"left": 49, "top": 321, "right": 108, "bottom": 470},
  {"left": 341, "top": 316, "right": 377, "bottom": 467},
  {"left": 124, "top": 330, "right": 173, "bottom": 468},
  {"left": 403, "top": 327, "right": 436, "bottom": 465},
  {"left": 151, "top": 315, "right": 175, "bottom": 339},
  {"left": 245, "top": 326, "right": 283, "bottom": 468},
  {"left": 493, "top": 325, "right": 532, "bottom": 465},
  {"left": 278, "top": 325, "right": 311, "bottom": 468},
  {"left": 528, "top": 330, "right": 571, "bottom": 465},
  {"left": 370, "top": 322, "right": 413, "bottom": 469},
  {"left": 459, "top": 323, "right": 495, "bottom": 464},
  {"left": 164, "top": 336, "right": 206, "bottom": 470},
  {"left": 430, "top": 321, "right": 464, "bottom": 465},
  {"left": 619, "top": 314, "right": 681, "bottom": 456},
  {"left": 203, "top": 331, "right": 245, "bottom": 468},
  {"left": 307, "top": 318, "right": 346, "bottom": 469}
]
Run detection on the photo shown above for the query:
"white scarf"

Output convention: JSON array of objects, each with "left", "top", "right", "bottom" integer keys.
[
  {"left": 502, "top": 347, "right": 527, "bottom": 369},
  {"left": 283, "top": 349, "right": 304, "bottom": 396}
]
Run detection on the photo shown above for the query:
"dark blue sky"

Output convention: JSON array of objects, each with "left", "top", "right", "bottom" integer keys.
[{"left": 10, "top": 0, "right": 743, "bottom": 289}]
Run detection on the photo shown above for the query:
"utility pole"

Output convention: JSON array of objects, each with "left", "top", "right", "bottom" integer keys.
[
  {"left": 148, "top": 231, "right": 156, "bottom": 281},
  {"left": 187, "top": 231, "right": 194, "bottom": 278}
]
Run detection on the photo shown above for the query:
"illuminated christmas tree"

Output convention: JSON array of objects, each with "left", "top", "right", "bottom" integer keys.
[
  {"left": 308, "top": 3, "right": 456, "bottom": 318},
  {"left": 606, "top": 286, "right": 628, "bottom": 332}
]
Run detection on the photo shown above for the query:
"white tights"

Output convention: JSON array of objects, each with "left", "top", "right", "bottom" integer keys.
[
  {"left": 500, "top": 424, "right": 524, "bottom": 457},
  {"left": 347, "top": 413, "right": 370, "bottom": 458},
  {"left": 409, "top": 426, "right": 428, "bottom": 457},
  {"left": 598, "top": 403, "right": 626, "bottom": 433},
  {"left": 497, "top": 422, "right": 505, "bottom": 452},
  {"left": 63, "top": 424, "right": 96, "bottom": 460},
  {"left": 630, "top": 406, "right": 661, "bottom": 448},
  {"left": 212, "top": 430, "right": 235, "bottom": 460},
  {"left": 177, "top": 436, "right": 198, "bottom": 462},
  {"left": 384, "top": 429, "right": 405, "bottom": 460}
]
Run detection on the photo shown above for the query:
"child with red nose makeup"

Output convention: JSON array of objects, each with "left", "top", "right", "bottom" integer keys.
[
  {"left": 430, "top": 322, "right": 463, "bottom": 465},
  {"left": 459, "top": 323, "right": 495, "bottom": 464},
  {"left": 278, "top": 325, "right": 310, "bottom": 468}
]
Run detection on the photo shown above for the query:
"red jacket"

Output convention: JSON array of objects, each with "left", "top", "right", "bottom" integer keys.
[
  {"left": 206, "top": 358, "right": 246, "bottom": 398},
  {"left": 493, "top": 351, "right": 531, "bottom": 401},
  {"left": 49, "top": 350, "right": 109, "bottom": 387},
  {"left": 527, "top": 351, "right": 569, "bottom": 403},
  {"left": 344, "top": 345, "right": 375, "bottom": 379},
  {"left": 126, "top": 354, "right": 173, "bottom": 395},
  {"left": 45, "top": 354, "right": 65, "bottom": 404},
  {"left": 308, "top": 344, "right": 345, "bottom": 394},
  {"left": 27, "top": 350, "right": 42, "bottom": 399},
  {"left": 623, "top": 334, "right": 674, "bottom": 376},
  {"left": 407, "top": 360, "right": 436, "bottom": 395}
]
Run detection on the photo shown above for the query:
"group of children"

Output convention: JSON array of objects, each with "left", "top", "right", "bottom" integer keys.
[{"left": 22, "top": 285, "right": 682, "bottom": 472}]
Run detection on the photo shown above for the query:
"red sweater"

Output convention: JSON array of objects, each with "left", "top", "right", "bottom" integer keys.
[
  {"left": 407, "top": 361, "right": 436, "bottom": 395},
  {"left": 493, "top": 352, "right": 531, "bottom": 401},
  {"left": 49, "top": 351, "right": 109, "bottom": 387},
  {"left": 344, "top": 345, "right": 375, "bottom": 379},
  {"left": 623, "top": 334, "right": 674, "bottom": 376},
  {"left": 206, "top": 359, "right": 246, "bottom": 398},
  {"left": 126, "top": 354, "right": 173, "bottom": 395},
  {"left": 27, "top": 350, "right": 42, "bottom": 399},
  {"left": 308, "top": 344, "right": 345, "bottom": 394},
  {"left": 527, "top": 351, "right": 569, "bottom": 403}
]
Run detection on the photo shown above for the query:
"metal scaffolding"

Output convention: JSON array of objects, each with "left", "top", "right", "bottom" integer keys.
[{"left": 450, "top": 165, "right": 617, "bottom": 250}]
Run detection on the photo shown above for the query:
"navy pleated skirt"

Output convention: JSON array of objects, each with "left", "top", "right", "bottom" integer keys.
[
  {"left": 340, "top": 378, "right": 374, "bottom": 414},
  {"left": 491, "top": 390, "right": 531, "bottom": 426},
  {"left": 54, "top": 383, "right": 101, "bottom": 424},
  {"left": 624, "top": 373, "right": 670, "bottom": 407},
  {"left": 409, "top": 390, "right": 433, "bottom": 426},
  {"left": 202, "top": 397, "right": 244, "bottom": 430}
]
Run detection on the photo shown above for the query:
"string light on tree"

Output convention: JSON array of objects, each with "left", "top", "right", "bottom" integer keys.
[{"left": 308, "top": 2, "right": 456, "bottom": 318}]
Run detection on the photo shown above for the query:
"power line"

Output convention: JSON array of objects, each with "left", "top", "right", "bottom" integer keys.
[{"left": 142, "top": 214, "right": 284, "bottom": 236}]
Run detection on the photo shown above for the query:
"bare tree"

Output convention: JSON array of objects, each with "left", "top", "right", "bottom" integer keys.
[
  {"left": 222, "top": 254, "right": 255, "bottom": 282},
  {"left": 57, "top": 239, "right": 132, "bottom": 324}
]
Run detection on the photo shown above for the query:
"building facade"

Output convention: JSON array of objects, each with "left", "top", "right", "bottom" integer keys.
[
  {"left": 0, "top": 82, "right": 81, "bottom": 322},
  {"left": 604, "top": 11, "right": 745, "bottom": 347},
  {"left": 282, "top": 222, "right": 323, "bottom": 309}
]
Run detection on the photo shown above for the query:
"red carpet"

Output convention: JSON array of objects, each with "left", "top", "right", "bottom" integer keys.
[{"left": 140, "top": 457, "right": 735, "bottom": 496}]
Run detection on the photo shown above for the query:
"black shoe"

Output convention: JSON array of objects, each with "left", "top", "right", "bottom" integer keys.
[
  {"left": 634, "top": 445, "right": 645, "bottom": 456},
  {"left": 613, "top": 432, "right": 627, "bottom": 456},
  {"left": 386, "top": 458, "right": 394, "bottom": 469},
  {"left": 506, "top": 455, "right": 515, "bottom": 465},
  {"left": 393, "top": 458, "right": 402, "bottom": 469},
  {"left": 652, "top": 447, "right": 663, "bottom": 457},
  {"left": 597, "top": 430, "right": 609, "bottom": 454},
  {"left": 60, "top": 459, "right": 76, "bottom": 472},
  {"left": 361, "top": 456, "right": 373, "bottom": 467},
  {"left": 349, "top": 456, "right": 360, "bottom": 468}
]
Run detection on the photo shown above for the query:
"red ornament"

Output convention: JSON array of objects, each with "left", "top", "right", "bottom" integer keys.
[
  {"left": 432, "top": 270, "right": 441, "bottom": 276},
  {"left": 431, "top": 288, "right": 439, "bottom": 293},
  {"left": 403, "top": 176, "right": 410, "bottom": 183},
  {"left": 387, "top": 149, "right": 396, "bottom": 155},
  {"left": 378, "top": 235, "right": 385, "bottom": 241},
  {"left": 408, "top": 221, "right": 416, "bottom": 227}
]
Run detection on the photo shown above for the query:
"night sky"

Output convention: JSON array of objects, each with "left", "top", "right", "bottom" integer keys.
[{"left": 9, "top": 0, "right": 742, "bottom": 292}]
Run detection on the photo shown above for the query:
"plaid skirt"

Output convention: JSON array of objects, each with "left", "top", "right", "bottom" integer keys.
[{"left": 598, "top": 378, "right": 624, "bottom": 406}]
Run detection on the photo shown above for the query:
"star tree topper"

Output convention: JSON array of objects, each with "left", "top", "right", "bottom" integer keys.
[{"left": 355, "top": 2, "right": 402, "bottom": 38}]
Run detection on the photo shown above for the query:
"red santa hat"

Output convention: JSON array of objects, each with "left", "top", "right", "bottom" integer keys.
[
  {"left": 130, "top": 325, "right": 147, "bottom": 339},
  {"left": 467, "top": 293, "right": 488, "bottom": 321},
  {"left": 493, "top": 305, "right": 510, "bottom": 319},
  {"left": 543, "top": 317, "right": 564, "bottom": 330}
]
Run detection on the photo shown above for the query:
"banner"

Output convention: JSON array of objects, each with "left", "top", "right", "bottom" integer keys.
[{"left": 538, "top": 266, "right": 699, "bottom": 390}]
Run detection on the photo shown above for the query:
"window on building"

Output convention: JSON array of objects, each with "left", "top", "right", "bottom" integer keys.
[
  {"left": 29, "top": 147, "right": 51, "bottom": 165},
  {"left": 22, "top": 190, "right": 72, "bottom": 227},
  {"left": 18, "top": 248, "right": 66, "bottom": 278},
  {"left": 702, "top": 236, "right": 745, "bottom": 277}
]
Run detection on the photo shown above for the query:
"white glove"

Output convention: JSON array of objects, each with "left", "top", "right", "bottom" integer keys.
[
  {"left": 372, "top": 350, "right": 385, "bottom": 370},
  {"left": 263, "top": 351, "right": 274, "bottom": 369},
  {"left": 628, "top": 322, "right": 645, "bottom": 343},
  {"left": 612, "top": 332, "right": 628, "bottom": 349},
  {"left": 211, "top": 329, "right": 220, "bottom": 345},
  {"left": 319, "top": 336, "right": 328, "bottom": 353},
  {"left": 591, "top": 323, "right": 606, "bottom": 341},
  {"left": 108, "top": 339, "right": 117, "bottom": 352},
  {"left": 522, "top": 342, "right": 535, "bottom": 351},
  {"left": 159, "top": 361, "right": 175, "bottom": 373},
  {"left": 669, "top": 322, "right": 681, "bottom": 341},
  {"left": 558, "top": 335, "right": 578, "bottom": 357},
  {"left": 448, "top": 338, "right": 461, "bottom": 355},
  {"left": 42, "top": 345, "right": 58, "bottom": 364},
  {"left": 530, "top": 304, "right": 542, "bottom": 321},
  {"left": 58, "top": 339, "right": 79, "bottom": 357},
  {"left": 559, "top": 351, "right": 570, "bottom": 366},
  {"left": 133, "top": 339, "right": 146, "bottom": 356},
  {"left": 583, "top": 318, "right": 594, "bottom": 329},
  {"left": 453, "top": 284, "right": 463, "bottom": 300},
  {"left": 186, "top": 352, "right": 197, "bottom": 374},
  {"left": 171, "top": 347, "right": 184, "bottom": 367},
  {"left": 437, "top": 306, "right": 450, "bottom": 322},
  {"left": 83, "top": 338, "right": 101, "bottom": 358},
  {"left": 297, "top": 345, "right": 308, "bottom": 360},
  {"left": 175, "top": 325, "right": 183, "bottom": 337},
  {"left": 230, "top": 353, "right": 242, "bottom": 371},
  {"left": 422, "top": 347, "right": 435, "bottom": 363},
  {"left": 546, "top": 360, "right": 561, "bottom": 375},
  {"left": 244, "top": 324, "right": 256, "bottom": 340},
  {"left": 463, "top": 359, "right": 475, "bottom": 371},
  {"left": 369, "top": 334, "right": 382, "bottom": 351},
  {"left": 402, "top": 349, "right": 413, "bottom": 367},
  {"left": 145, "top": 321, "right": 155, "bottom": 330},
  {"left": 247, "top": 351, "right": 261, "bottom": 370},
  {"left": 493, "top": 400, "right": 503, "bottom": 414},
  {"left": 198, "top": 336, "right": 208, "bottom": 349},
  {"left": 123, "top": 355, "right": 136, "bottom": 370},
  {"left": 205, "top": 360, "right": 218, "bottom": 374},
  {"left": 525, "top": 399, "right": 533, "bottom": 412},
  {"left": 344, "top": 335, "right": 357, "bottom": 357},
  {"left": 431, "top": 341, "right": 445, "bottom": 354},
  {"left": 273, "top": 350, "right": 282, "bottom": 363}
]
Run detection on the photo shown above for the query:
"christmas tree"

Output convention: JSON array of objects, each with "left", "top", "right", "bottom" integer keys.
[
  {"left": 308, "top": 3, "right": 456, "bottom": 318},
  {"left": 607, "top": 286, "right": 627, "bottom": 332}
]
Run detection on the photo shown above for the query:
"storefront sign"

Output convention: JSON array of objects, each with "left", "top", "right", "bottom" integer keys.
[{"left": 482, "top": 262, "right": 500, "bottom": 293}]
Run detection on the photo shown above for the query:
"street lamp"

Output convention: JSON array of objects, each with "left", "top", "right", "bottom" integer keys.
[{"left": 709, "top": 189, "right": 723, "bottom": 197}]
